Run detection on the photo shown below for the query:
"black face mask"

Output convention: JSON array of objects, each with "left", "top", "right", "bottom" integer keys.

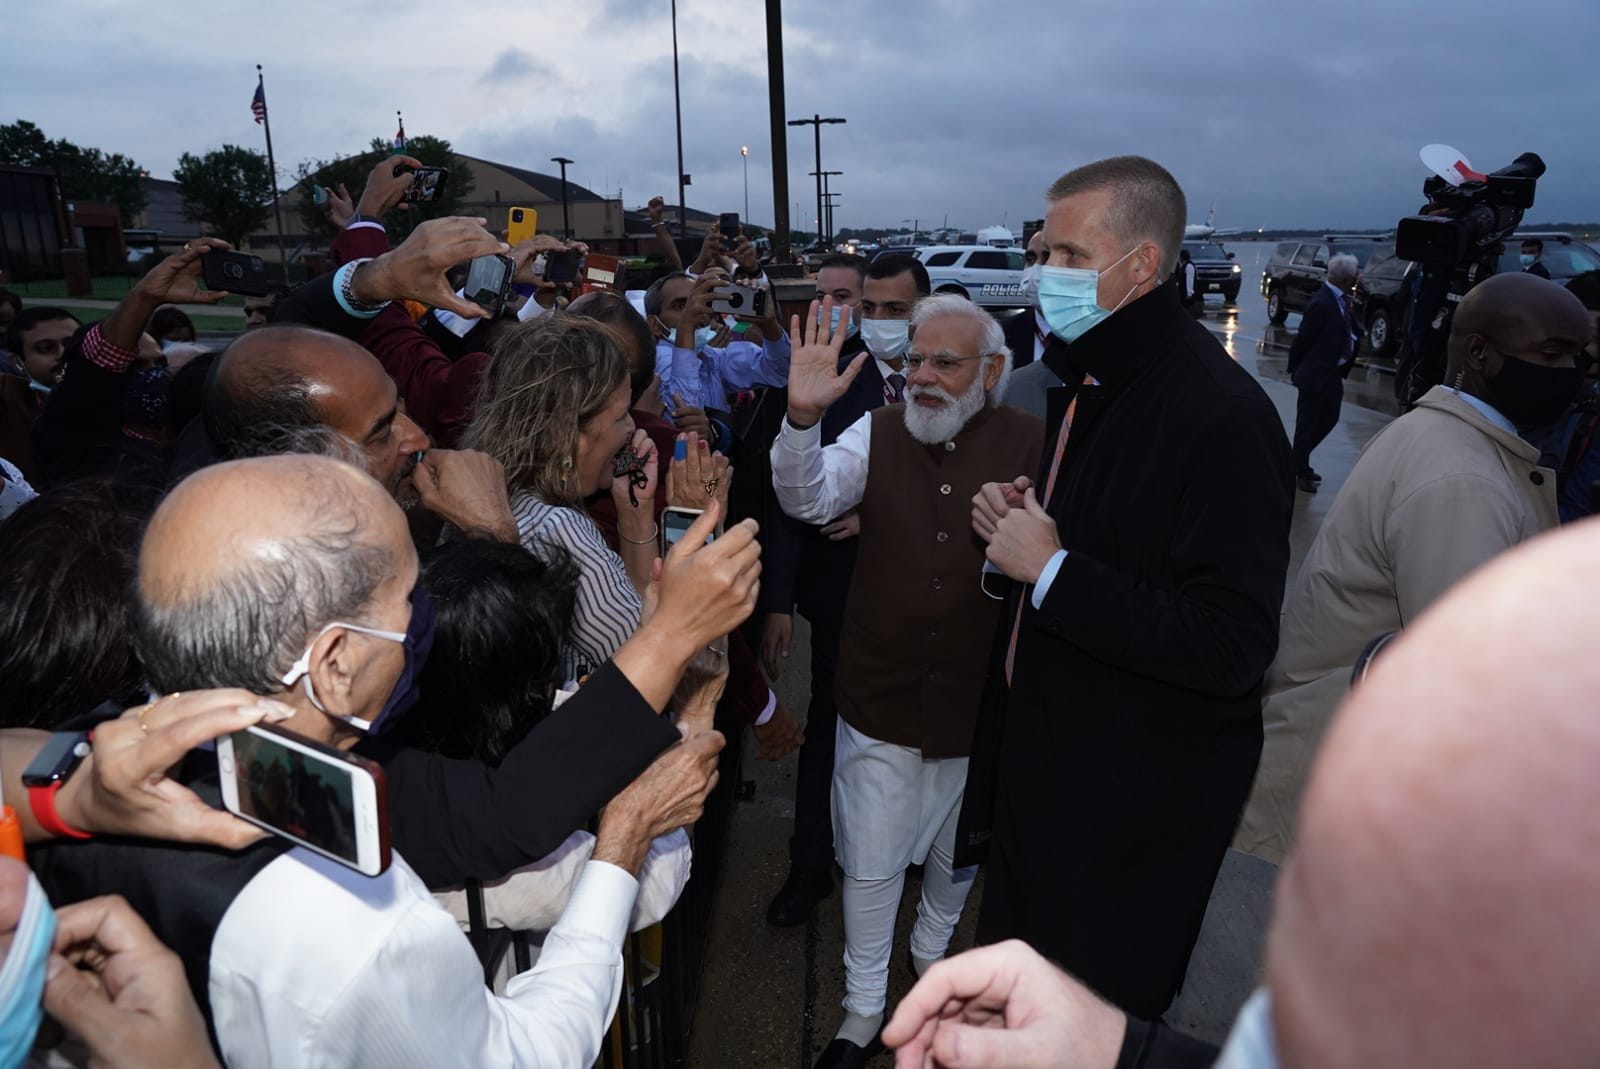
[{"left": 1485, "top": 349, "right": 1584, "bottom": 430}]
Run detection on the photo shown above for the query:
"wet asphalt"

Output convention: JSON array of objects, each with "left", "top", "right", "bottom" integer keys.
[{"left": 686, "top": 243, "right": 1399, "bottom": 1067}]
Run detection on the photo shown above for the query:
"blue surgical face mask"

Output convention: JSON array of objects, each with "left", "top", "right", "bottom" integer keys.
[
  {"left": 1212, "top": 989, "right": 1281, "bottom": 1069},
  {"left": 693, "top": 326, "right": 716, "bottom": 350},
  {"left": 0, "top": 870, "right": 57, "bottom": 1068},
  {"left": 827, "top": 303, "right": 859, "bottom": 339},
  {"left": 279, "top": 585, "right": 436, "bottom": 734},
  {"left": 1037, "top": 246, "right": 1141, "bottom": 344},
  {"left": 1519, "top": 253, "right": 1536, "bottom": 268}
]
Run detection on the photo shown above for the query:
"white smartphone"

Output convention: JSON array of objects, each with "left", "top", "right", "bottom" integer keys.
[
  {"left": 661, "top": 506, "right": 710, "bottom": 553},
  {"left": 217, "top": 724, "right": 391, "bottom": 876}
]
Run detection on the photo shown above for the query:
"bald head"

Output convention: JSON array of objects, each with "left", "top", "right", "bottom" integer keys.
[
  {"left": 1446, "top": 272, "right": 1593, "bottom": 378},
  {"left": 1267, "top": 521, "right": 1600, "bottom": 1066},
  {"left": 205, "top": 324, "right": 428, "bottom": 494},
  {"left": 135, "top": 455, "right": 413, "bottom": 696}
]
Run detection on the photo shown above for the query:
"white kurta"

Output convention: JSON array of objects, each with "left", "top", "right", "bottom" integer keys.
[{"left": 832, "top": 718, "right": 970, "bottom": 881}]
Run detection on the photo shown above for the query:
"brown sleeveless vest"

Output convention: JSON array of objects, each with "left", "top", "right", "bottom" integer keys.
[{"left": 835, "top": 402, "right": 1043, "bottom": 757}]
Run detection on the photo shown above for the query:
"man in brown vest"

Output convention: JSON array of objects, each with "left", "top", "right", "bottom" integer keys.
[{"left": 772, "top": 293, "right": 1043, "bottom": 1069}]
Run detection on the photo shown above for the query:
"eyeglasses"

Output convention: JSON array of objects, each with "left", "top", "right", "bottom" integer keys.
[{"left": 904, "top": 351, "right": 983, "bottom": 375}]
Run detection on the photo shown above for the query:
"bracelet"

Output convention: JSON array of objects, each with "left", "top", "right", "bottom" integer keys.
[
  {"left": 619, "top": 522, "right": 660, "bottom": 545},
  {"left": 335, "top": 259, "right": 387, "bottom": 318}
]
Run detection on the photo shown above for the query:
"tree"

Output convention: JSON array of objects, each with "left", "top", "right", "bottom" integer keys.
[
  {"left": 294, "top": 135, "right": 476, "bottom": 241},
  {"left": 173, "top": 145, "right": 274, "bottom": 247},
  {"left": 0, "top": 120, "right": 148, "bottom": 221}
]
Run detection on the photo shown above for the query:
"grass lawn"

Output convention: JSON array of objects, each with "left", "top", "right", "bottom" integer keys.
[
  {"left": 11, "top": 276, "right": 248, "bottom": 307},
  {"left": 63, "top": 306, "right": 244, "bottom": 335}
]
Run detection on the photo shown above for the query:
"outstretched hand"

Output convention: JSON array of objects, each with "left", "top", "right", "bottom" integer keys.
[
  {"left": 787, "top": 297, "right": 866, "bottom": 428},
  {"left": 356, "top": 154, "right": 423, "bottom": 220},
  {"left": 351, "top": 217, "right": 509, "bottom": 319},
  {"left": 136, "top": 240, "right": 234, "bottom": 306}
]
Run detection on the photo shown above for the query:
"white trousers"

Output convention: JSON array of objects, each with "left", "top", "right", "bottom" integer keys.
[{"left": 833, "top": 719, "right": 976, "bottom": 1018}]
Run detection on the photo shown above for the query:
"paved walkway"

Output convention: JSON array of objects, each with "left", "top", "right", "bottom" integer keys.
[{"left": 687, "top": 315, "right": 1397, "bottom": 1066}]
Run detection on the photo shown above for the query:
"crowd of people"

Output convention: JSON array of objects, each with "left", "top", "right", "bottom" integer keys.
[{"left": 0, "top": 144, "right": 1597, "bottom": 1069}]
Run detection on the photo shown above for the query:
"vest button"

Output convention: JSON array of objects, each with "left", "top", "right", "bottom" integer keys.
[
  {"left": 939, "top": 483, "right": 952, "bottom": 495},
  {"left": 944, "top": 441, "right": 956, "bottom": 452},
  {"left": 936, "top": 531, "right": 949, "bottom": 543},
  {"left": 1530, "top": 471, "right": 1545, "bottom": 486}
]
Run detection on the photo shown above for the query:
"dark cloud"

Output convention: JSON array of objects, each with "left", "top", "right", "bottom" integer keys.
[
  {"left": 478, "top": 49, "right": 555, "bottom": 87},
  {"left": 8, "top": 0, "right": 1598, "bottom": 232}
]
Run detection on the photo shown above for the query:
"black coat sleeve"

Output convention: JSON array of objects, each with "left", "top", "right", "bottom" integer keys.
[
  {"left": 1284, "top": 293, "right": 1326, "bottom": 377},
  {"left": 1115, "top": 1016, "right": 1219, "bottom": 1069},
  {"left": 358, "top": 660, "right": 681, "bottom": 888},
  {"left": 270, "top": 270, "right": 372, "bottom": 341},
  {"left": 758, "top": 506, "right": 803, "bottom": 616},
  {"left": 1036, "top": 394, "right": 1293, "bottom": 699},
  {"left": 32, "top": 325, "right": 128, "bottom": 488}
]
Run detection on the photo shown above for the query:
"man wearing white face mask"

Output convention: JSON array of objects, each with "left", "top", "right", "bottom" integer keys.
[
  {"left": 1005, "top": 231, "right": 1066, "bottom": 420},
  {"left": 959, "top": 156, "right": 1294, "bottom": 1022},
  {"left": 772, "top": 294, "right": 1042, "bottom": 1068},
  {"left": 759, "top": 253, "right": 931, "bottom": 931}
]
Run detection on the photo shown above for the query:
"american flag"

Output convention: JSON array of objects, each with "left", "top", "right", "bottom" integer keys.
[
  {"left": 393, "top": 119, "right": 405, "bottom": 153},
  {"left": 251, "top": 82, "right": 267, "bottom": 125}
]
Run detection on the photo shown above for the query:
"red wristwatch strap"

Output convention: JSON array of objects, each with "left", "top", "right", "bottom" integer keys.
[{"left": 27, "top": 782, "right": 92, "bottom": 840}]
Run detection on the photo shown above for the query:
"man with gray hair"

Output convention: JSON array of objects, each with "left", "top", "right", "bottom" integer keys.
[
  {"left": 960, "top": 155, "right": 1294, "bottom": 1021},
  {"left": 772, "top": 294, "right": 1042, "bottom": 1068},
  {"left": 1286, "top": 251, "right": 1361, "bottom": 492}
]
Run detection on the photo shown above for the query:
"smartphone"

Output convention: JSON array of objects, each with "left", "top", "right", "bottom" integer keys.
[
  {"left": 546, "top": 248, "right": 582, "bottom": 283},
  {"left": 397, "top": 165, "right": 448, "bottom": 203},
  {"left": 709, "top": 283, "right": 767, "bottom": 320},
  {"left": 506, "top": 206, "right": 539, "bottom": 245},
  {"left": 199, "top": 250, "right": 269, "bottom": 297},
  {"left": 662, "top": 505, "right": 711, "bottom": 552},
  {"left": 217, "top": 724, "right": 391, "bottom": 876},
  {"left": 462, "top": 253, "right": 516, "bottom": 316},
  {"left": 719, "top": 212, "right": 740, "bottom": 239}
]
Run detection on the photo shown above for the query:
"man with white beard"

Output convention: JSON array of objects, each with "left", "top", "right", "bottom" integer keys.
[{"left": 772, "top": 293, "right": 1043, "bottom": 1069}]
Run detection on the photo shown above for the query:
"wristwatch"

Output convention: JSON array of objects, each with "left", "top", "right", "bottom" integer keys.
[{"left": 23, "top": 730, "right": 93, "bottom": 840}]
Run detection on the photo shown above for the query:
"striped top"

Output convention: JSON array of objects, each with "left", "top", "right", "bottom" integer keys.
[{"left": 512, "top": 492, "right": 642, "bottom": 681}]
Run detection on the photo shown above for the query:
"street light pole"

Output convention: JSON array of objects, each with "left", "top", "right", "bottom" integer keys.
[
  {"left": 671, "top": 0, "right": 688, "bottom": 238},
  {"left": 810, "top": 170, "right": 841, "bottom": 247},
  {"left": 765, "top": 0, "right": 791, "bottom": 258},
  {"left": 787, "top": 114, "right": 844, "bottom": 250},
  {"left": 550, "top": 156, "right": 574, "bottom": 239},
  {"left": 740, "top": 146, "right": 750, "bottom": 224}
]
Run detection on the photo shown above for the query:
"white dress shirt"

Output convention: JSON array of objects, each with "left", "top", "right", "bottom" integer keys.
[
  {"left": 436, "top": 829, "right": 691, "bottom": 935},
  {"left": 770, "top": 412, "right": 874, "bottom": 525},
  {"left": 210, "top": 847, "right": 637, "bottom": 1068}
]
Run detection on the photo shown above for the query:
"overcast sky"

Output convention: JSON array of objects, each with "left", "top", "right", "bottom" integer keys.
[{"left": 7, "top": 0, "right": 1597, "bottom": 233}]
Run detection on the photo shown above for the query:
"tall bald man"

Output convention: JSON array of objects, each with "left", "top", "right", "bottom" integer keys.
[
  {"left": 1238, "top": 272, "right": 1594, "bottom": 862},
  {"left": 959, "top": 156, "right": 1295, "bottom": 1019}
]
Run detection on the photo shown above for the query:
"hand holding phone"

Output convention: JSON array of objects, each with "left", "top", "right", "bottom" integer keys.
[
  {"left": 506, "top": 206, "right": 539, "bottom": 245},
  {"left": 396, "top": 165, "right": 448, "bottom": 203},
  {"left": 719, "top": 212, "right": 741, "bottom": 239},
  {"left": 709, "top": 283, "right": 767, "bottom": 320},
  {"left": 199, "top": 251, "right": 270, "bottom": 297},
  {"left": 545, "top": 248, "right": 582, "bottom": 283},
  {"left": 462, "top": 253, "right": 516, "bottom": 316},
  {"left": 217, "top": 724, "right": 390, "bottom": 876}
]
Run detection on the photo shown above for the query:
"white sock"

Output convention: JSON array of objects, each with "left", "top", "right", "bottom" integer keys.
[{"left": 834, "top": 1010, "right": 882, "bottom": 1048}]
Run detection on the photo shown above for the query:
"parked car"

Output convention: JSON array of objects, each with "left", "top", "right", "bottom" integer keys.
[
  {"left": 1354, "top": 232, "right": 1600, "bottom": 360},
  {"left": 1181, "top": 240, "right": 1242, "bottom": 302},
  {"left": 914, "top": 245, "right": 1027, "bottom": 308},
  {"left": 1260, "top": 236, "right": 1387, "bottom": 324},
  {"left": 1350, "top": 244, "right": 1415, "bottom": 359}
]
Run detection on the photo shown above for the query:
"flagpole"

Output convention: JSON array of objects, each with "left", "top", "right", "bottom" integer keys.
[{"left": 257, "top": 64, "right": 290, "bottom": 284}]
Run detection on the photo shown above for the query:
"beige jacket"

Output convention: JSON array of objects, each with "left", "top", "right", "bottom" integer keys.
[{"left": 1236, "top": 386, "right": 1557, "bottom": 862}]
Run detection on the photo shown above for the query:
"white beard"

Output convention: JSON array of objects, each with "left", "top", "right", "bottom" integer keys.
[{"left": 904, "top": 372, "right": 988, "bottom": 445}]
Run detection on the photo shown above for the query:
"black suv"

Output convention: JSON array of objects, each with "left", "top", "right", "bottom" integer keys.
[
  {"left": 1259, "top": 237, "right": 1386, "bottom": 324},
  {"left": 1353, "top": 232, "right": 1600, "bottom": 359},
  {"left": 1181, "top": 240, "right": 1242, "bottom": 302}
]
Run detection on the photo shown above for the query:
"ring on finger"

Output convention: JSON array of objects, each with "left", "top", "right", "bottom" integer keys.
[{"left": 703, "top": 478, "right": 720, "bottom": 495}]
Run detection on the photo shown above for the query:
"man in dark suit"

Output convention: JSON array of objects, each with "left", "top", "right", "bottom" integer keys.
[
  {"left": 958, "top": 156, "right": 1294, "bottom": 1022},
  {"left": 1286, "top": 252, "right": 1361, "bottom": 493},
  {"left": 762, "top": 254, "right": 930, "bottom": 926}
]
